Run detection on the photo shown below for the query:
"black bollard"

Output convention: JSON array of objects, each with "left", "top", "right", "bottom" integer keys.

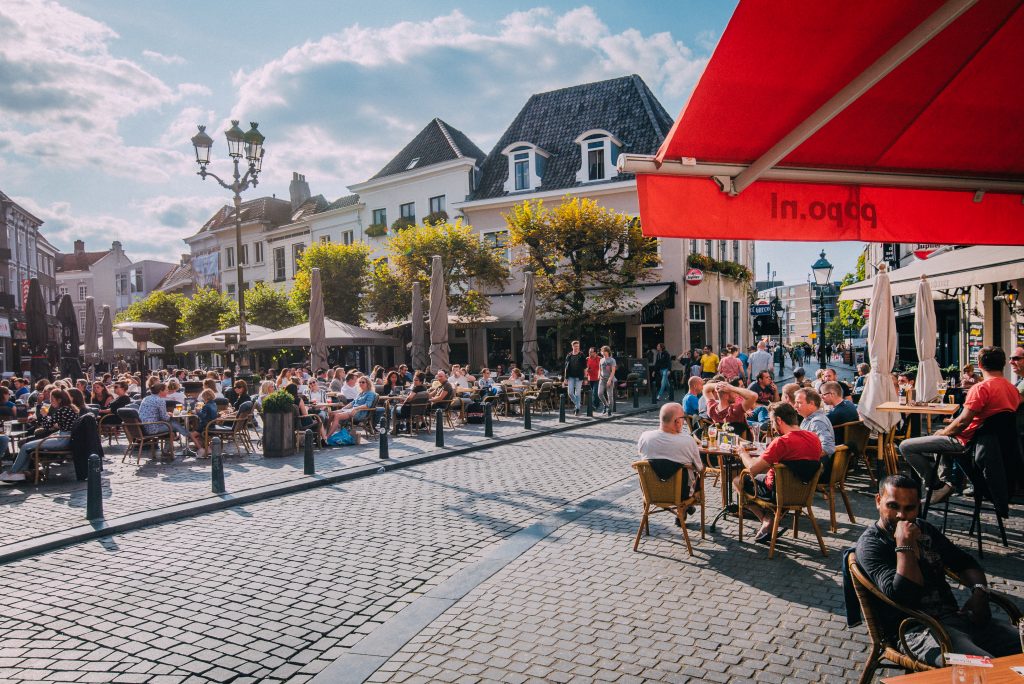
[
  {"left": 484, "top": 403, "right": 493, "bottom": 437},
  {"left": 633, "top": 382, "right": 640, "bottom": 408},
  {"left": 86, "top": 453, "right": 103, "bottom": 521},
  {"left": 558, "top": 394, "right": 566, "bottom": 423},
  {"left": 523, "top": 397, "right": 533, "bottom": 429},
  {"left": 303, "top": 430, "right": 315, "bottom": 475},
  {"left": 211, "top": 437, "right": 225, "bottom": 494},
  {"left": 651, "top": 378, "right": 658, "bottom": 404},
  {"left": 585, "top": 385, "right": 593, "bottom": 417},
  {"left": 379, "top": 425, "right": 390, "bottom": 459},
  {"left": 435, "top": 408, "right": 445, "bottom": 447},
  {"left": 668, "top": 377, "right": 675, "bottom": 402}
]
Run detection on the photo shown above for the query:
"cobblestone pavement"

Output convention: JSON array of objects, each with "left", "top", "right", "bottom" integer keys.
[
  {"left": 1, "top": 409, "right": 1020, "bottom": 683},
  {"left": 0, "top": 408, "right": 581, "bottom": 548}
]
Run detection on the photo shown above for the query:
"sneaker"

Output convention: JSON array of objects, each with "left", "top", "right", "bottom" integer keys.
[
  {"left": 929, "top": 483, "right": 954, "bottom": 505},
  {"left": 0, "top": 471, "right": 26, "bottom": 482},
  {"left": 196, "top": 448, "right": 206, "bottom": 459},
  {"left": 573, "top": 408, "right": 579, "bottom": 416},
  {"left": 754, "top": 527, "right": 772, "bottom": 544}
]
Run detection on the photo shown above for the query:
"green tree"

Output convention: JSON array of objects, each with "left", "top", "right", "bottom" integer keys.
[
  {"left": 290, "top": 242, "right": 372, "bottom": 324},
  {"left": 368, "top": 219, "right": 509, "bottom": 324},
  {"left": 244, "top": 282, "right": 299, "bottom": 330},
  {"left": 826, "top": 250, "right": 867, "bottom": 344},
  {"left": 180, "top": 287, "right": 238, "bottom": 339},
  {"left": 114, "top": 291, "right": 186, "bottom": 356},
  {"left": 505, "top": 197, "right": 659, "bottom": 337}
]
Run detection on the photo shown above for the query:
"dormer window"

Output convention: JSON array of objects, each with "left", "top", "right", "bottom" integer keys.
[
  {"left": 501, "top": 142, "right": 549, "bottom": 193},
  {"left": 406, "top": 157, "right": 420, "bottom": 170},
  {"left": 574, "top": 130, "right": 623, "bottom": 183}
]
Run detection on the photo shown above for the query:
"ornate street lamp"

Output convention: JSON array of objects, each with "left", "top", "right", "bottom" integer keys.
[
  {"left": 811, "top": 250, "right": 833, "bottom": 370},
  {"left": 997, "top": 283, "right": 1021, "bottom": 318},
  {"left": 190, "top": 120, "right": 267, "bottom": 376}
]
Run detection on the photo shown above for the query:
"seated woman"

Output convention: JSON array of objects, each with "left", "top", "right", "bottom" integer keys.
[
  {"left": 327, "top": 377, "right": 377, "bottom": 436},
  {"left": 507, "top": 368, "right": 529, "bottom": 390},
  {"left": 99, "top": 381, "right": 132, "bottom": 425},
  {"left": 231, "top": 379, "right": 251, "bottom": 412},
  {"left": 190, "top": 388, "right": 220, "bottom": 458},
  {"left": 533, "top": 367, "right": 550, "bottom": 385},
  {"left": 378, "top": 371, "right": 402, "bottom": 397},
  {"left": 284, "top": 383, "right": 326, "bottom": 444},
  {"left": 476, "top": 368, "right": 500, "bottom": 394},
  {"left": 0, "top": 388, "right": 76, "bottom": 483},
  {"left": 165, "top": 379, "right": 186, "bottom": 404},
  {"left": 0, "top": 387, "right": 17, "bottom": 419},
  {"left": 91, "top": 381, "right": 113, "bottom": 411}
]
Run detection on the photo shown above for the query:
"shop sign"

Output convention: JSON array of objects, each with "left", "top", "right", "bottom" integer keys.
[
  {"left": 0, "top": 318, "right": 9, "bottom": 338},
  {"left": 1016, "top": 322, "right": 1024, "bottom": 348},
  {"left": 684, "top": 268, "right": 704, "bottom": 286},
  {"left": 968, "top": 320, "right": 984, "bottom": 365}
]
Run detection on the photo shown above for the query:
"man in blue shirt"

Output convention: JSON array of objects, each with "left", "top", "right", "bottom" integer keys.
[{"left": 683, "top": 376, "right": 703, "bottom": 416}]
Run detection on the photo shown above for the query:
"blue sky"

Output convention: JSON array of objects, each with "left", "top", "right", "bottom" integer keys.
[{"left": 0, "top": 0, "right": 858, "bottom": 284}]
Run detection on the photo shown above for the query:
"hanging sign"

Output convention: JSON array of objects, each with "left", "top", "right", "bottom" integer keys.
[
  {"left": 0, "top": 318, "right": 9, "bottom": 338},
  {"left": 684, "top": 268, "right": 704, "bottom": 286},
  {"left": 968, "top": 320, "right": 984, "bottom": 365},
  {"left": 1016, "top": 322, "right": 1024, "bottom": 348}
]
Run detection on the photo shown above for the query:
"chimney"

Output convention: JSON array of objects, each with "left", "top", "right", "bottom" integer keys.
[
  {"left": 74, "top": 239, "right": 85, "bottom": 255},
  {"left": 289, "top": 172, "right": 311, "bottom": 210},
  {"left": 180, "top": 253, "right": 192, "bottom": 265}
]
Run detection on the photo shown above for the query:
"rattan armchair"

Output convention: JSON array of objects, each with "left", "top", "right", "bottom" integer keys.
[
  {"left": 834, "top": 420, "right": 874, "bottom": 487},
  {"left": 631, "top": 460, "right": 705, "bottom": 556},
  {"left": 203, "top": 402, "right": 255, "bottom": 455},
  {"left": 737, "top": 462, "right": 827, "bottom": 559},
  {"left": 816, "top": 445, "right": 856, "bottom": 533},
  {"left": 117, "top": 408, "right": 174, "bottom": 464}
]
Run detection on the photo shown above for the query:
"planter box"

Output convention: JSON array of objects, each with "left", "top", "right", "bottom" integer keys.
[{"left": 263, "top": 411, "right": 296, "bottom": 457}]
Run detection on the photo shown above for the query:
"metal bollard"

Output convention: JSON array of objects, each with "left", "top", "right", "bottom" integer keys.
[
  {"left": 633, "top": 382, "right": 640, "bottom": 408},
  {"left": 303, "top": 430, "right": 315, "bottom": 475},
  {"left": 435, "top": 408, "right": 445, "bottom": 447},
  {"left": 379, "top": 424, "right": 390, "bottom": 459},
  {"left": 585, "top": 385, "right": 593, "bottom": 417},
  {"left": 86, "top": 453, "right": 103, "bottom": 521},
  {"left": 668, "top": 379, "right": 675, "bottom": 402},
  {"left": 211, "top": 437, "right": 225, "bottom": 494},
  {"left": 484, "top": 403, "right": 493, "bottom": 437},
  {"left": 651, "top": 379, "right": 658, "bottom": 404},
  {"left": 523, "top": 397, "right": 533, "bottom": 429},
  {"left": 558, "top": 394, "right": 566, "bottom": 423}
]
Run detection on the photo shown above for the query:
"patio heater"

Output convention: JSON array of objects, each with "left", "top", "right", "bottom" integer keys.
[
  {"left": 811, "top": 250, "right": 833, "bottom": 370},
  {"left": 114, "top": 321, "right": 168, "bottom": 386}
]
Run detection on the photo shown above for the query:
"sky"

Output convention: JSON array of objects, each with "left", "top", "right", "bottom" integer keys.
[{"left": 0, "top": 0, "right": 859, "bottom": 285}]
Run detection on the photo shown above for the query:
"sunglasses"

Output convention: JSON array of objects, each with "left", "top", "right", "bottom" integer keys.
[{"left": 1012, "top": 356, "right": 1023, "bottom": 361}]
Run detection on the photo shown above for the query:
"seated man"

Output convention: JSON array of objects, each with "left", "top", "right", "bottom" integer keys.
[
  {"left": 338, "top": 371, "right": 362, "bottom": 403},
  {"left": 856, "top": 474, "right": 1022, "bottom": 666},
  {"left": 703, "top": 380, "right": 757, "bottom": 434},
  {"left": 794, "top": 387, "right": 837, "bottom": 458},
  {"left": 822, "top": 368, "right": 852, "bottom": 400},
  {"left": 821, "top": 380, "right": 859, "bottom": 426},
  {"left": 683, "top": 376, "right": 703, "bottom": 417},
  {"left": 733, "top": 402, "right": 822, "bottom": 542},
  {"left": 637, "top": 402, "right": 704, "bottom": 501},
  {"left": 900, "top": 346, "right": 1021, "bottom": 504},
  {"left": 747, "top": 371, "right": 779, "bottom": 407},
  {"left": 428, "top": 370, "right": 454, "bottom": 408}
]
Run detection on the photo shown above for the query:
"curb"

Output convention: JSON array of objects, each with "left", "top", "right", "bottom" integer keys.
[{"left": 0, "top": 404, "right": 659, "bottom": 566}]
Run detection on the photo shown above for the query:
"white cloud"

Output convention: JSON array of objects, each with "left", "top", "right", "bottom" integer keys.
[
  {"left": 142, "top": 49, "right": 185, "bottom": 65},
  {"left": 0, "top": 0, "right": 209, "bottom": 177}
]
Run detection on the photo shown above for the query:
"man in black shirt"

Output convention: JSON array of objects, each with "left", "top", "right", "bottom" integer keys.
[
  {"left": 855, "top": 474, "right": 1020, "bottom": 666},
  {"left": 563, "top": 340, "right": 587, "bottom": 416},
  {"left": 652, "top": 343, "right": 672, "bottom": 400}
]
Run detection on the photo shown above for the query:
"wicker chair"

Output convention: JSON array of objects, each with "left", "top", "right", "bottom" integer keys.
[
  {"left": 202, "top": 401, "right": 255, "bottom": 455},
  {"left": 846, "top": 552, "right": 1022, "bottom": 683},
  {"left": 29, "top": 431, "right": 74, "bottom": 484},
  {"left": 737, "top": 463, "right": 827, "bottom": 559},
  {"left": 816, "top": 445, "right": 856, "bottom": 533},
  {"left": 97, "top": 412, "right": 124, "bottom": 446},
  {"left": 631, "top": 460, "right": 705, "bottom": 556},
  {"left": 834, "top": 421, "right": 874, "bottom": 487},
  {"left": 117, "top": 407, "right": 173, "bottom": 464}
]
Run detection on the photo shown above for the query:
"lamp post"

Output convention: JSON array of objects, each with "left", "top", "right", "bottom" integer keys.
[
  {"left": 190, "top": 120, "right": 266, "bottom": 378},
  {"left": 114, "top": 321, "right": 168, "bottom": 387},
  {"left": 811, "top": 250, "right": 834, "bottom": 370}
]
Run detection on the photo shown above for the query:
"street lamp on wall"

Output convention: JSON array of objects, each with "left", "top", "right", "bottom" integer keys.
[
  {"left": 190, "top": 120, "right": 267, "bottom": 377},
  {"left": 811, "top": 250, "right": 833, "bottom": 370},
  {"left": 996, "top": 283, "right": 1021, "bottom": 318}
]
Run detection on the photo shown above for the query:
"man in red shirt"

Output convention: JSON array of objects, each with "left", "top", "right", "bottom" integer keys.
[
  {"left": 704, "top": 380, "right": 757, "bottom": 434},
  {"left": 901, "top": 346, "right": 1022, "bottom": 504},
  {"left": 585, "top": 347, "right": 602, "bottom": 411},
  {"left": 733, "top": 402, "right": 822, "bottom": 542}
]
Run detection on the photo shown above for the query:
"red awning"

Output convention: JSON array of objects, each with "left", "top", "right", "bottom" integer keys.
[{"left": 626, "top": 0, "right": 1024, "bottom": 244}]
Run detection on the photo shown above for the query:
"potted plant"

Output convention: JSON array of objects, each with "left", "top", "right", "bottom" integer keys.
[
  {"left": 261, "top": 389, "right": 296, "bottom": 457},
  {"left": 365, "top": 223, "right": 387, "bottom": 238}
]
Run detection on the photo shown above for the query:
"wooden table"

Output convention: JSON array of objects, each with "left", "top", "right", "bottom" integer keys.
[
  {"left": 882, "top": 653, "right": 1024, "bottom": 682},
  {"left": 877, "top": 400, "right": 959, "bottom": 431},
  {"left": 700, "top": 439, "right": 766, "bottom": 530}
]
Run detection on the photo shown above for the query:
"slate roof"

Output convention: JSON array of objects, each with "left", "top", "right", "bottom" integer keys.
[
  {"left": 369, "top": 118, "right": 486, "bottom": 181},
  {"left": 56, "top": 250, "right": 109, "bottom": 273},
  {"left": 471, "top": 74, "right": 674, "bottom": 201},
  {"left": 290, "top": 194, "right": 330, "bottom": 222},
  {"left": 199, "top": 197, "right": 293, "bottom": 233},
  {"left": 154, "top": 262, "right": 194, "bottom": 293},
  {"left": 326, "top": 194, "right": 360, "bottom": 211}
]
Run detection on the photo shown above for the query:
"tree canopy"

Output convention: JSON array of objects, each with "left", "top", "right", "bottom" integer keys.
[
  {"left": 290, "top": 242, "right": 372, "bottom": 324},
  {"left": 504, "top": 197, "right": 659, "bottom": 336},
  {"left": 114, "top": 290, "right": 186, "bottom": 356},
  {"left": 179, "top": 287, "right": 238, "bottom": 340},
  {"left": 245, "top": 282, "right": 300, "bottom": 330}
]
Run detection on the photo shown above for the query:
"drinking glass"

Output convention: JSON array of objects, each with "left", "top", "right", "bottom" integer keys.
[
  {"left": 936, "top": 382, "right": 947, "bottom": 405},
  {"left": 750, "top": 423, "right": 762, "bottom": 445}
]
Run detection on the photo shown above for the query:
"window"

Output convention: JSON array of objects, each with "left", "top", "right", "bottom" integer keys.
[
  {"left": 225, "top": 246, "right": 234, "bottom": 268},
  {"left": 429, "top": 195, "right": 446, "bottom": 215},
  {"left": 732, "top": 301, "right": 740, "bottom": 347},
  {"left": 406, "top": 157, "right": 420, "bottom": 170},
  {"left": 59, "top": 285, "right": 68, "bottom": 297},
  {"left": 732, "top": 240, "right": 741, "bottom": 263},
  {"left": 342, "top": 230, "right": 354, "bottom": 246},
  {"left": 719, "top": 240, "right": 727, "bottom": 261},
  {"left": 131, "top": 269, "right": 143, "bottom": 294},
  {"left": 689, "top": 239, "right": 698, "bottom": 254},
  {"left": 719, "top": 300, "right": 728, "bottom": 348},
  {"left": 574, "top": 130, "right": 622, "bottom": 183},
  {"left": 293, "top": 243, "right": 305, "bottom": 274},
  {"left": 273, "top": 247, "right": 286, "bottom": 281},
  {"left": 78, "top": 285, "right": 87, "bottom": 301},
  {"left": 239, "top": 244, "right": 249, "bottom": 265},
  {"left": 400, "top": 202, "right": 415, "bottom": 221},
  {"left": 254, "top": 241, "right": 264, "bottom": 264},
  {"left": 372, "top": 208, "right": 386, "bottom": 226},
  {"left": 689, "top": 303, "right": 707, "bottom": 350},
  {"left": 502, "top": 142, "right": 549, "bottom": 193},
  {"left": 482, "top": 231, "right": 510, "bottom": 263},
  {"left": 320, "top": 235, "right": 331, "bottom": 244},
  {"left": 115, "top": 273, "right": 129, "bottom": 296},
  {"left": 226, "top": 283, "right": 236, "bottom": 296},
  {"left": 705, "top": 240, "right": 713, "bottom": 257},
  {"left": 79, "top": 311, "right": 85, "bottom": 332}
]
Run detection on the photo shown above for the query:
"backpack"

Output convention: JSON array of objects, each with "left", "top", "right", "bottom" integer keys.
[
  {"left": 464, "top": 402, "right": 485, "bottom": 424},
  {"left": 326, "top": 427, "right": 359, "bottom": 446}
]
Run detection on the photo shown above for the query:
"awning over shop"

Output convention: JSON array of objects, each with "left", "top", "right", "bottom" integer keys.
[
  {"left": 839, "top": 245, "right": 1024, "bottom": 300},
  {"left": 623, "top": 0, "right": 1024, "bottom": 245}
]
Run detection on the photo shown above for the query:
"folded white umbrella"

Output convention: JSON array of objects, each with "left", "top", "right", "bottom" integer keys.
[
  {"left": 914, "top": 275, "right": 942, "bottom": 403},
  {"left": 858, "top": 263, "right": 901, "bottom": 434}
]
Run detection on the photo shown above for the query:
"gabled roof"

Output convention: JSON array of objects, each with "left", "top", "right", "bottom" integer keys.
[
  {"left": 56, "top": 250, "right": 109, "bottom": 273},
  {"left": 154, "top": 262, "right": 194, "bottom": 293},
  {"left": 472, "top": 75, "right": 674, "bottom": 200},
  {"left": 198, "top": 197, "right": 292, "bottom": 234},
  {"left": 326, "top": 194, "right": 360, "bottom": 211},
  {"left": 369, "top": 118, "right": 485, "bottom": 181},
  {"left": 291, "top": 194, "right": 330, "bottom": 222}
]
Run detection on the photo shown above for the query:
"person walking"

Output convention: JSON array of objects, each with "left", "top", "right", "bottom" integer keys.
[
  {"left": 598, "top": 346, "right": 617, "bottom": 416},
  {"left": 586, "top": 347, "right": 601, "bottom": 412},
  {"left": 652, "top": 343, "right": 672, "bottom": 400},
  {"left": 563, "top": 340, "right": 588, "bottom": 416}
]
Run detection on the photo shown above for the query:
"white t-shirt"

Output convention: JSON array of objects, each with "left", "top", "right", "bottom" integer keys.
[
  {"left": 636, "top": 429, "right": 704, "bottom": 495},
  {"left": 340, "top": 382, "right": 361, "bottom": 401},
  {"left": 452, "top": 376, "right": 470, "bottom": 389}
]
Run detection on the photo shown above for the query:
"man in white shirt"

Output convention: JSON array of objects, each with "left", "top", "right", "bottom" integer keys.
[
  {"left": 339, "top": 371, "right": 362, "bottom": 402},
  {"left": 747, "top": 341, "right": 773, "bottom": 381},
  {"left": 636, "top": 402, "right": 704, "bottom": 497}
]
